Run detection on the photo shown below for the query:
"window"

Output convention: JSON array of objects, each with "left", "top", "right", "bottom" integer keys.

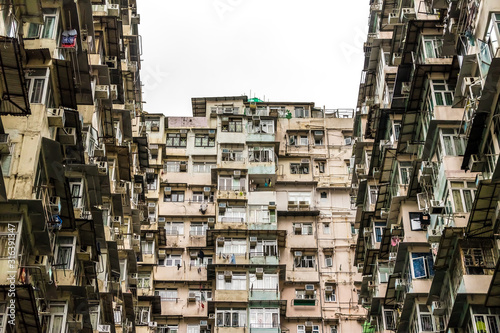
[
  {"left": 221, "top": 119, "right": 242, "bottom": 132},
  {"left": 473, "top": 314, "right": 500, "bottom": 333},
  {"left": 166, "top": 133, "right": 186, "bottom": 147},
  {"left": 26, "top": 9, "right": 59, "bottom": 39},
  {"left": 187, "top": 325, "right": 200, "bottom": 333},
  {"left": 429, "top": 79, "right": 454, "bottom": 107},
  {"left": 190, "top": 223, "right": 208, "bottom": 236},
  {"left": 216, "top": 272, "right": 247, "bottom": 290},
  {"left": 325, "top": 285, "right": 336, "bottom": 302},
  {"left": 89, "top": 305, "right": 99, "bottom": 330},
  {"left": 451, "top": 181, "right": 476, "bottom": 213},
  {"left": 294, "top": 223, "right": 313, "bottom": 235},
  {"left": 164, "top": 161, "right": 187, "bottom": 173},
  {"left": 249, "top": 273, "right": 279, "bottom": 290},
  {"left": 165, "top": 222, "right": 184, "bottom": 235},
  {"left": 159, "top": 254, "right": 182, "bottom": 267},
  {"left": 146, "top": 173, "right": 157, "bottom": 190},
  {"left": 250, "top": 240, "right": 278, "bottom": 257},
  {"left": 25, "top": 68, "right": 53, "bottom": 105},
  {"left": 411, "top": 252, "right": 435, "bottom": 279},
  {"left": 44, "top": 302, "right": 67, "bottom": 333},
  {"left": 298, "top": 325, "right": 320, "bottom": 333},
  {"left": 291, "top": 163, "right": 310, "bottom": 174},
  {"left": 195, "top": 134, "right": 215, "bottom": 147},
  {"left": 249, "top": 206, "right": 275, "bottom": 224},
  {"left": 249, "top": 147, "right": 274, "bottom": 162},
  {"left": 318, "top": 161, "right": 325, "bottom": 173},
  {"left": 221, "top": 149, "right": 244, "bottom": 161},
  {"left": 0, "top": 220, "right": 21, "bottom": 258},
  {"left": 384, "top": 309, "right": 396, "bottom": 330},
  {"left": 295, "top": 107, "right": 309, "bottom": 118},
  {"left": 141, "top": 240, "right": 154, "bottom": 254},
  {"left": 439, "top": 128, "right": 465, "bottom": 156},
  {"left": 323, "top": 223, "right": 330, "bottom": 234},
  {"left": 193, "top": 162, "right": 216, "bottom": 173},
  {"left": 137, "top": 273, "right": 150, "bottom": 288},
  {"left": 155, "top": 289, "right": 178, "bottom": 301},
  {"left": 421, "top": 35, "right": 443, "bottom": 60},
  {"left": 248, "top": 119, "right": 275, "bottom": 134},
  {"left": 295, "top": 289, "right": 316, "bottom": 299},
  {"left": 374, "top": 222, "right": 385, "bottom": 242},
  {"left": 69, "top": 178, "right": 84, "bottom": 208},
  {"left": 218, "top": 238, "right": 247, "bottom": 255},
  {"left": 324, "top": 255, "right": 333, "bottom": 267},
  {"left": 164, "top": 191, "right": 185, "bottom": 202},
  {"left": 55, "top": 236, "right": 75, "bottom": 270},
  {"left": 484, "top": 14, "right": 500, "bottom": 75},
  {"left": 0, "top": 151, "right": 13, "bottom": 176},
  {"left": 145, "top": 119, "right": 160, "bottom": 132},
  {"left": 219, "top": 206, "right": 246, "bottom": 223},
  {"left": 398, "top": 161, "right": 412, "bottom": 185},
  {"left": 190, "top": 254, "right": 212, "bottom": 267},
  {"left": 218, "top": 176, "right": 245, "bottom": 191},
  {"left": 289, "top": 134, "right": 308, "bottom": 146},
  {"left": 289, "top": 192, "right": 311, "bottom": 205},
  {"left": 135, "top": 306, "right": 150, "bottom": 325},
  {"left": 113, "top": 305, "right": 122, "bottom": 323},
  {"left": 188, "top": 289, "right": 212, "bottom": 302},
  {"left": 216, "top": 308, "right": 247, "bottom": 327},
  {"left": 159, "top": 325, "right": 178, "bottom": 333},
  {"left": 463, "top": 247, "right": 495, "bottom": 275},
  {"left": 249, "top": 308, "right": 279, "bottom": 328},
  {"left": 294, "top": 255, "right": 316, "bottom": 268}
]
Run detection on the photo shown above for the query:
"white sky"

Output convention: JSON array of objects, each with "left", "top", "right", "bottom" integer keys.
[{"left": 139, "top": 1, "right": 369, "bottom": 116}]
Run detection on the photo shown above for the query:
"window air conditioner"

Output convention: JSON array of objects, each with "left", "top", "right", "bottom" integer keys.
[
  {"left": 469, "top": 154, "right": 485, "bottom": 172},
  {"left": 47, "top": 108, "right": 65, "bottom": 127},
  {"left": 145, "top": 233, "right": 154, "bottom": 240},
  {"left": 224, "top": 271, "right": 232, "bottom": 281},
  {"left": 49, "top": 196, "right": 61, "bottom": 215},
  {"left": 294, "top": 251, "right": 303, "bottom": 257},
  {"left": 58, "top": 127, "right": 77, "bottom": 145}
]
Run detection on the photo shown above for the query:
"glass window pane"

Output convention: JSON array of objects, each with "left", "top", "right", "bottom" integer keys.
[
  {"left": 434, "top": 92, "right": 444, "bottom": 106},
  {"left": 42, "top": 16, "right": 55, "bottom": 39},
  {"left": 31, "top": 79, "right": 45, "bottom": 103},
  {"left": 413, "top": 257, "right": 426, "bottom": 278},
  {"left": 452, "top": 189, "right": 464, "bottom": 213}
]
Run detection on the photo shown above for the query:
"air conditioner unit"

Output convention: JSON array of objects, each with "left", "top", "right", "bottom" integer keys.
[
  {"left": 224, "top": 271, "right": 232, "bottom": 281},
  {"left": 401, "top": 82, "right": 411, "bottom": 94},
  {"left": 218, "top": 203, "right": 227, "bottom": 211},
  {"left": 132, "top": 234, "right": 141, "bottom": 243},
  {"left": 105, "top": 56, "right": 117, "bottom": 69},
  {"left": 107, "top": 4, "right": 120, "bottom": 17},
  {"left": 149, "top": 144, "right": 159, "bottom": 154},
  {"left": 268, "top": 201, "right": 276, "bottom": 209},
  {"left": 223, "top": 107, "right": 234, "bottom": 114},
  {"left": 217, "top": 237, "right": 225, "bottom": 245},
  {"left": 148, "top": 322, "right": 157, "bottom": 329},
  {"left": 49, "top": 196, "right": 61, "bottom": 215},
  {"left": 345, "top": 137, "right": 352, "bottom": 145},
  {"left": 357, "top": 263, "right": 364, "bottom": 273},
  {"left": 305, "top": 284, "right": 315, "bottom": 294},
  {"left": 431, "top": 301, "right": 445, "bottom": 315},
  {"left": 109, "top": 84, "right": 118, "bottom": 100},
  {"left": 95, "top": 85, "right": 110, "bottom": 99},
  {"left": 208, "top": 129, "right": 216, "bottom": 136},
  {"left": 469, "top": 154, "right": 485, "bottom": 172},
  {"left": 462, "top": 76, "right": 481, "bottom": 97},
  {"left": 356, "top": 164, "right": 365, "bottom": 174},
  {"left": 301, "top": 158, "right": 309, "bottom": 164},
  {"left": 134, "top": 182, "right": 143, "bottom": 193},
  {"left": 190, "top": 251, "right": 198, "bottom": 258},
  {"left": 401, "top": 7, "right": 416, "bottom": 19},
  {"left": 58, "top": 127, "right": 77, "bottom": 145},
  {"left": 148, "top": 217, "right": 156, "bottom": 224},
  {"left": 368, "top": 281, "right": 375, "bottom": 288},
  {"left": 180, "top": 161, "right": 187, "bottom": 170},
  {"left": 188, "top": 291, "right": 197, "bottom": 301},
  {"left": 209, "top": 313, "right": 216, "bottom": 320},
  {"left": 380, "top": 208, "right": 390, "bottom": 218},
  {"left": 294, "top": 251, "right": 303, "bottom": 257},
  {"left": 180, "top": 129, "right": 188, "bottom": 136},
  {"left": 47, "top": 108, "right": 66, "bottom": 127},
  {"left": 255, "top": 267, "right": 264, "bottom": 277},
  {"left": 97, "top": 325, "right": 111, "bottom": 333},
  {"left": 372, "top": 167, "right": 380, "bottom": 178},
  {"left": 164, "top": 187, "right": 172, "bottom": 195},
  {"left": 430, "top": 200, "right": 445, "bottom": 215},
  {"left": 146, "top": 233, "right": 154, "bottom": 240},
  {"left": 325, "top": 285, "right": 333, "bottom": 292},
  {"left": 392, "top": 52, "right": 402, "bottom": 66},
  {"left": 294, "top": 224, "right": 302, "bottom": 232},
  {"left": 97, "top": 161, "right": 108, "bottom": 175},
  {"left": 388, "top": 11, "right": 400, "bottom": 24},
  {"left": 249, "top": 236, "right": 257, "bottom": 245},
  {"left": 289, "top": 201, "right": 298, "bottom": 208},
  {"left": 200, "top": 320, "right": 208, "bottom": 328},
  {"left": 394, "top": 278, "right": 406, "bottom": 291},
  {"left": 305, "top": 321, "right": 313, "bottom": 328},
  {"left": 131, "top": 13, "right": 140, "bottom": 24},
  {"left": 158, "top": 217, "right": 166, "bottom": 223},
  {"left": 158, "top": 249, "right": 166, "bottom": 259},
  {"left": 204, "top": 186, "right": 211, "bottom": 194},
  {"left": 234, "top": 170, "right": 241, "bottom": 176},
  {"left": 390, "top": 224, "right": 401, "bottom": 233},
  {"left": 148, "top": 202, "right": 156, "bottom": 209},
  {"left": 208, "top": 218, "right": 215, "bottom": 226},
  {"left": 112, "top": 216, "right": 121, "bottom": 225}
]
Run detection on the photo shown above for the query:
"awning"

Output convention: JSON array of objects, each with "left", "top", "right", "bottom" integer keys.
[
  {"left": 66, "top": 164, "right": 103, "bottom": 208},
  {"left": 123, "top": 292, "right": 135, "bottom": 323},
  {"left": 133, "top": 136, "right": 149, "bottom": 168},
  {"left": 465, "top": 181, "right": 500, "bottom": 238},
  {"left": 126, "top": 249, "right": 138, "bottom": 274},
  {"left": 15, "top": 0, "right": 43, "bottom": 23},
  {"left": 112, "top": 109, "right": 133, "bottom": 141},
  {"left": 433, "top": 227, "right": 463, "bottom": 269},
  {"left": 0, "top": 284, "right": 41, "bottom": 332},
  {"left": 106, "top": 145, "right": 131, "bottom": 181},
  {"left": 356, "top": 180, "right": 368, "bottom": 206},
  {"left": 53, "top": 59, "right": 77, "bottom": 109},
  {"left": 77, "top": 219, "right": 98, "bottom": 262},
  {"left": 406, "top": 160, "right": 422, "bottom": 199},
  {"left": 486, "top": 255, "right": 500, "bottom": 306},
  {"left": 206, "top": 229, "right": 287, "bottom": 248},
  {"left": 354, "top": 211, "right": 374, "bottom": 265},
  {"left": 375, "top": 184, "right": 389, "bottom": 215},
  {"left": 0, "top": 37, "right": 30, "bottom": 115},
  {"left": 379, "top": 226, "right": 404, "bottom": 260},
  {"left": 99, "top": 292, "right": 115, "bottom": 325},
  {"left": 112, "top": 194, "right": 123, "bottom": 218},
  {"left": 379, "top": 149, "right": 397, "bottom": 183},
  {"left": 384, "top": 274, "right": 400, "bottom": 306},
  {"left": 362, "top": 249, "right": 379, "bottom": 275},
  {"left": 107, "top": 241, "right": 121, "bottom": 277}
]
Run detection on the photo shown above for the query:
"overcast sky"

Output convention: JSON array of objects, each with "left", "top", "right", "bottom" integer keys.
[{"left": 139, "top": 1, "right": 369, "bottom": 116}]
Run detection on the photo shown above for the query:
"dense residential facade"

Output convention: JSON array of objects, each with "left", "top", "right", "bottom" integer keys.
[
  {"left": 0, "top": 0, "right": 144, "bottom": 332},
  {"left": 136, "top": 98, "right": 364, "bottom": 333},
  {"left": 353, "top": 0, "right": 500, "bottom": 332}
]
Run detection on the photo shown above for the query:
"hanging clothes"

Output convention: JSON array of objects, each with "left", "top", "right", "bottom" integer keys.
[{"left": 61, "top": 29, "right": 78, "bottom": 48}]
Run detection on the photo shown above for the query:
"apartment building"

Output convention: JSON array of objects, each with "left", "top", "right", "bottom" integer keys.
[
  {"left": 0, "top": 0, "right": 144, "bottom": 332},
  {"left": 132, "top": 97, "right": 364, "bottom": 333},
  {"left": 353, "top": 0, "right": 500, "bottom": 332}
]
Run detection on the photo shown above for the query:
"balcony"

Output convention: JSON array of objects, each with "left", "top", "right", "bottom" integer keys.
[
  {"left": 248, "top": 163, "right": 276, "bottom": 175},
  {"left": 214, "top": 289, "right": 248, "bottom": 302},
  {"left": 214, "top": 252, "right": 249, "bottom": 265},
  {"left": 248, "top": 221, "right": 277, "bottom": 231},
  {"left": 249, "top": 287, "right": 280, "bottom": 301},
  {"left": 217, "top": 186, "right": 247, "bottom": 200},
  {"left": 249, "top": 253, "right": 279, "bottom": 265},
  {"left": 250, "top": 324, "right": 281, "bottom": 333}
]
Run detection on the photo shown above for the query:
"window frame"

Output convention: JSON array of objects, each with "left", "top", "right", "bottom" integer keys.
[{"left": 55, "top": 236, "right": 76, "bottom": 270}]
